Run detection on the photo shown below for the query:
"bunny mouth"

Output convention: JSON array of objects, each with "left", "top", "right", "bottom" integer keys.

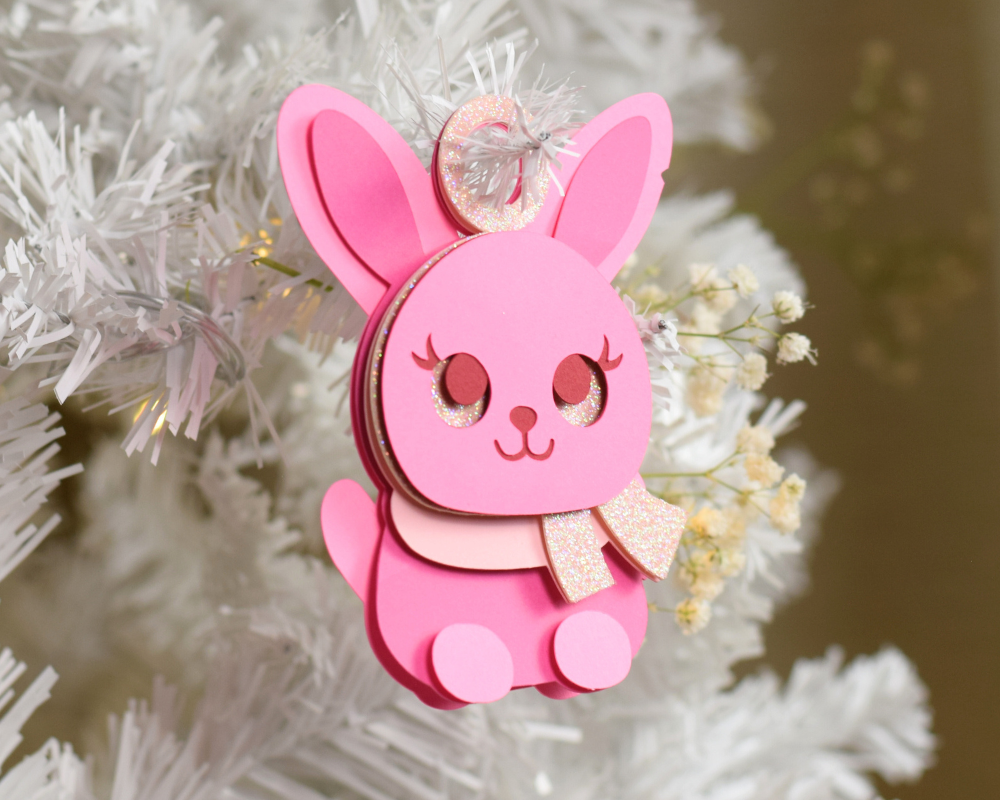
[{"left": 494, "top": 435, "right": 555, "bottom": 462}]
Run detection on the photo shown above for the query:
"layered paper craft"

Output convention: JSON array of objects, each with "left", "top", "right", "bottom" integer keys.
[{"left": 278, "top": 80, "right": 686, "bottom": 708}]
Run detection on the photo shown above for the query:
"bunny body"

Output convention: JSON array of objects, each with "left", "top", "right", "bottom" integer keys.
[
  {"left": 278, "top": 84, "right": 677, "bottom": 706},
  {"left": 323, "top": 478, "right": 648, "bottom": 708}
]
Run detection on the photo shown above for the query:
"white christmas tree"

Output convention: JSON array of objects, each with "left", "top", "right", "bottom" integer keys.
[{"left": 0, "top": 0, "right": 933, "bottom": 798}]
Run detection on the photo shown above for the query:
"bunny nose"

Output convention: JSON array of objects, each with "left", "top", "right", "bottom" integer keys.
[{"left": 510, "top": 406, "right": 537, "bottom": 433}]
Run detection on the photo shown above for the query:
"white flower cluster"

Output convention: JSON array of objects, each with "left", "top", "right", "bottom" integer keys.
[
  {"left": 682, "top": 262, "right": 813, "bottom": 411},
  {"left": 616, "top": 191, "right": 822, "bottom": 630},
  {"left": 0, "top": 1, "right": 934, "bottom": 799}
]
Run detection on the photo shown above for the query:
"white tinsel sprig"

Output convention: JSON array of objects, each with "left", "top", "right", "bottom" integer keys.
[
  {"left": 457, "top": 45, "right": 582, "bottom": 209},
  {"left": 385, "top": 39, "right": 582, "bottom": 209}
]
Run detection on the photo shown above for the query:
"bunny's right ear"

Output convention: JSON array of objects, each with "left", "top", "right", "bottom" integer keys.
[{"left": 277, "top": 85, "right": 459, "bottom": 315}]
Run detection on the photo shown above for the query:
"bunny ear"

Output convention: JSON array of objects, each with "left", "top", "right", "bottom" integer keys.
[
  {"left": 277, "top": 85, "right": 458, "bottom": 315},
  {"left": 550, "top": 94, "right": 673, "bottom": 282}
]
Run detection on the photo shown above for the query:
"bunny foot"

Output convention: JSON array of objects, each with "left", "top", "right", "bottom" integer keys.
[
  {"left": 431, "top": 624, "right": 514, "bottom": 704},
  {"left": 553, "top": 611, "right": 633, "bottom": 692}
]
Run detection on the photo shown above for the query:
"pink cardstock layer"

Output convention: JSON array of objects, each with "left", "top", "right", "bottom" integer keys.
[
  {"left": 278, "top": 84, "right": 672, "bottom": 320},
  {"left": 380, "top": 232, "right": 652, "bottom": 516},
  {"left": 322, "top": 479, "right": 650, "bottom": 705},
  {"left": 374, "top": 498, "right": 648, "bottom": 693},
  {"left": 280, "top": 83, "right": 676, "bottom": 705},
  {"left": 276, "top": 84, "right": 458, "bottom": 314}
]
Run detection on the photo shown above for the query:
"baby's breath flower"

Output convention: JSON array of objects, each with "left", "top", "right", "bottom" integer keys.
[
  {"left": 721, "top": 505, "right": 749, "bottom": 543},
  {"left": 689, "top": 571, "right": 724, "bottom": 601},
  {"left": 687, "top": 506, "right": 728, "bottom": 540},
  {"left": 770, "top": 474, "right": 807, "bottom": 534},
  {"left": 728, "top": 264, "right": 759, "bottom": 298},
  {"left": 717, "top": 544, "right": 747, "bottom": 577},
  {"left": 685, "top": 367, "right": 727, "bottom": 417},
  {"left": 689, "top": 263, "right": 717, "bottom": 289},
  {"left": 777, "top": 332, "right": 817, "bottom": 364},
  {"left": 736, "top": 352, "right": 769, "bottom": 390},
  {"left": 744, "top": 453, "right": 784, "bottom": 488},
  {"left": 736, "top": 424, "right": 775, "bottom": 455},
  {"left": 679, "top": 551, "right": 724, "bottom": 600},
  {"left": 675, "top": 597, "right": 711, "bottom": 634},
  {"left": 772, "top": 291, "right": 805, "bottom": 323},
  {"left": 689, "top": 302, "right": 722, "bottom": 335},
  {"left": 780, "top": 473, "right": 807, "bottom": 500},
  {"left": 735, "top": 492, "right": 764, "bottom": 519},
  {"left": 703, "top": 277, "right": 737, "bottom": 314},
  {"left": 633, "top": 283, "right": 669, "bottom": 308},
  {"left": 770, "top": 498, "right": 801, "bottom": 534}
]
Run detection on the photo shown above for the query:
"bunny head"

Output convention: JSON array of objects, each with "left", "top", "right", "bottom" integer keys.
[{"left": 278, "top": 85, "right": 673, "bottom": 516}]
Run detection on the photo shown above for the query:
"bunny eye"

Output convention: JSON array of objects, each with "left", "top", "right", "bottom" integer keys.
[
  {"left": 431, "top": 353, "right": 490, "bottom": 427},
  {"left": 554, "top": 354, "right": 606, "bottom": 427},
  {"left": 443, "top": 353, "right": 489, "bottom": 405}
]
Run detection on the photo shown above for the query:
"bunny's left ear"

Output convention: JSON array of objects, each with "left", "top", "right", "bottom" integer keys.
[{"left": 551, "top": 94, "right": 673, "bottom": 282}]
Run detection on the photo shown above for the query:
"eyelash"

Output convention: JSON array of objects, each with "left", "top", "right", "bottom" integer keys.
[
  {"left": 596, "top": 336, "right": 622, "bottom": 371},
  {"left": 412, "top": 335, "right": 441, "bottom": 370}
]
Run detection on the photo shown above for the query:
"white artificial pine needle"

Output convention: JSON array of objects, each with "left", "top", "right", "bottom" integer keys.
[
  {"left": 437, "top": 37, "right": 451, "bottom": 102},
  {"left": 466, "top": 50, "right": 487, "bottom": 96}
]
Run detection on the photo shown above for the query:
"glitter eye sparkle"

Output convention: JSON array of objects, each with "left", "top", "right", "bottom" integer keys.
[{"left": 555, "top": 356, "right": 606, "bottom": 427}]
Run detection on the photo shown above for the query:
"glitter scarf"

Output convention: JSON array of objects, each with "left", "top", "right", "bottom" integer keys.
[{"left": 541, "top": 478, "right": 686, "bottom": 603}]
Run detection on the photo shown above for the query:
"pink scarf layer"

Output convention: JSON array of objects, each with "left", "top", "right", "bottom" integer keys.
[{"left": 543, "top": 478, "right": 686, "bottom": 603}]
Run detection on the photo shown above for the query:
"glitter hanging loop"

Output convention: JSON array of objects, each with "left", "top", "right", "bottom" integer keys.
[{"left": 435, "top": 94, "right": 552, "bottom": 233}]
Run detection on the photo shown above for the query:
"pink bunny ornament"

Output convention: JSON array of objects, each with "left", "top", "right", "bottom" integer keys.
[{"left": 278, "top": 83, "right": 685, "bottom": 709}]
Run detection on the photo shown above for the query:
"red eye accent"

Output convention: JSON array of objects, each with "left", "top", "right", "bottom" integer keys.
[
  {"left": 412, "top": 335, "right": 441, "bottom": 370},
  {"left": 597, "top": 336, "right": 622, "bottom": 371},
  {"left": 553, "top": 354, "right": 593, "bottom": 405},
  {"left": 443, "top": 353, "right": 489, "bottom": 405}
]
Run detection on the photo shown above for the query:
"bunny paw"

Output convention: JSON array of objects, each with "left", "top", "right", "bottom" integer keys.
[
  {"left": 553, "top": 611, "right": 633, "bottom": 692},
  {"left": 431, "top": 624, "right": 514, "bottom": 704}
]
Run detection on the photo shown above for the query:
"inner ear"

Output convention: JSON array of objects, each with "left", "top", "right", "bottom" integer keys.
[
  {"left": 311, "top": 109, "right": 428, "bottom": 286},
  {"left": 548, "top": 94, "right": 672, "bottom": 283}
]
